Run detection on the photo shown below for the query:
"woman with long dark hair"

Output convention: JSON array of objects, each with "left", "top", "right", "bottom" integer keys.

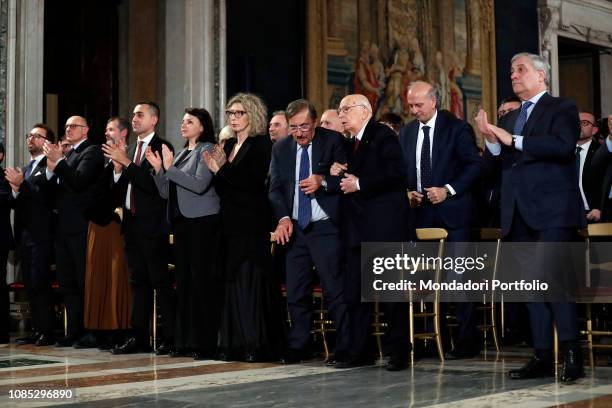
[{"left": 146, "top": 107, "right": 221, "bottom": 360}]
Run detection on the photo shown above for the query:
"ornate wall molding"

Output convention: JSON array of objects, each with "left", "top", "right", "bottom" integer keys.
[{"left": 538, "top": 0, "right": 612, "bottom": 95}]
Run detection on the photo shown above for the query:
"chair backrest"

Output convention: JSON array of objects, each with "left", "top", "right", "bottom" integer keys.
[
  {"left": 587, "top": 223, "right": 612, "bottom": 238},
  {"left": 415, "top": 228, "right": 448, "bottom": 241}
]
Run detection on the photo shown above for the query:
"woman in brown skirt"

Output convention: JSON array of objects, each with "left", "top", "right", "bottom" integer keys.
[{"left": 81, "top": 117, "right": 132, "bottom": 349}]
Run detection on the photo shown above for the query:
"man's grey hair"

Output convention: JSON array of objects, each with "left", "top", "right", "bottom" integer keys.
[{"left": 511, "top": 52, "right": 551, "bottom": 87}]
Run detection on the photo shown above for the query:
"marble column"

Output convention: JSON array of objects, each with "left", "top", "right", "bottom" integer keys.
[
  {"left": 162, "top": 0, "right": 225, "bottom": 148},
  {"left": 4, "top": 0, "right": 44, "bottom": 168}
]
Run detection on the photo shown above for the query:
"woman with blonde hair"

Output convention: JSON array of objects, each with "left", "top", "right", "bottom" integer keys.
[{"left": 204, "top": 93, "right": 281, "bottom": 362}]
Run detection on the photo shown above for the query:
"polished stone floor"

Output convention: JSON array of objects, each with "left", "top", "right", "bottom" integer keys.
[{"left": 1, "top": 343, "right": 612, "bottom": 407}]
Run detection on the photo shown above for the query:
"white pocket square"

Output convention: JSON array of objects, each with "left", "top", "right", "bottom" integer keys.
[{"left": 34, "top": 171, "right": 42, "bottom": 176}]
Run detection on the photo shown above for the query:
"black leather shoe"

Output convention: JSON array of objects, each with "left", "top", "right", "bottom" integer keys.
[
  {"left": 155, "top": 342, "right": 172, "bottom": 356},
  {"left": 111, "top": 337, "right": 151, "bottom": 355},
  {"left": 16, "top": 333, "right": 40, "bottom": 345},
  {"left": 445, "top": 345, "right": 480, "bottom": 360},
  {"left": 245, "top": 351, "right": 266, "bottom": 363},
  {"left": 560, "top": 347, "right": 584, "bottom": 382},
  {"left": 35, "top": 334, "right": 56, "bottom": 347},
  {"left": 193, "top": 351, "right": 211, "bottom": 361},
  {"left": 509, "top": 354, "right": 554, "bottom": 379},
  {"left": 169, "top": 348, "right": 189, "bottom": 358},
  {"left": 73, "top": 333, "right": 99, "bottom": 349},
  {"left": 280, "top": 348, "right": 310, "bottom": 364},
  {"left": 385, "top": 358, "right": 408, "bottom": 372},
  {"left": 334, "top": 355, "right": 375, "bottom": 369},
  {"left": 56, "top": 334, "right": 79, "bottom": 347}
]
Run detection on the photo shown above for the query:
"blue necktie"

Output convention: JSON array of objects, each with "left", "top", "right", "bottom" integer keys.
[
  {"left": 513, "top": 101, "right": 533, "bottom": 135},
  {"left": 420, "top": 126, "right": 432, "bottom": 191},
  {"left": 24, "top": 159, "right": 36, "bottom": 180},
  {"left": 297, "top": 145, "right": 311, "bottom": 229}
]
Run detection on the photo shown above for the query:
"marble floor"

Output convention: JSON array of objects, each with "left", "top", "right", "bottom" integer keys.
[{"left": 1, "top": 344, "right": 612, "bottom": 407}]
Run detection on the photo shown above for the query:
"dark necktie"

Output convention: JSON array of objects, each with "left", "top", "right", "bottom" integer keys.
[
  {"left": 513, "top": 101, "right": 533, "bottom": 135},
  {"left": 575, "top": 146, "right": 582, "bottom": 176},
  {"left": 420, "top": 125, "right": 432, "bottom": 191},
  {"left": 297, "top": 145, "right": 311, "bottom": 229},
  {"left": 24, "top": 159, "right": 36, "bottom": 180},
  {"left": 353, "top": 137, "right": 361, "bottom": 153},
  {"left": 130, "top": 141, "right": 145, "bottom": 215}
]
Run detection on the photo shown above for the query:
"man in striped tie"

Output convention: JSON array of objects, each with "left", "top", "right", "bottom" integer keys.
[{"left": 477, "top": 52, "right": 585, "bottom": 382}]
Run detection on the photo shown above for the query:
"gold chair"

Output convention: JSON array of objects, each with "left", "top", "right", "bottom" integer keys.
[
  {"left": 411, "top": 228, "right": 448, "bottom": 362},
  {"left": 580, "top": 223, "right": 612, "bottom": 368},
  {"left": 475, "top": 228, "right": 501, "bottom": 353}
]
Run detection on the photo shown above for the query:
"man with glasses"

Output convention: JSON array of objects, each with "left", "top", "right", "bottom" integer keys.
[
  {"left": 592, "top": 114, "right": 612, "bottom": 222},
  {"left": 269, "top": 99, "right": 348, "bottom": 365},
  {"left": 497, "top": 96, "right": 522, "bottom": 119},
  {"left": 103, "top": 102, "right": 175, "bottom": 355},
  {"left": 5, "top": 125, "right": 57, "bottom": 346},
  {"left": 330, "top": 94, "right": 410, "bottom": 370},
  {"left": 576, "top": 112, "right": 602, "bottom": 223},
  {"left": 43, "top": 116, "right": 105, "bottom": 347}
]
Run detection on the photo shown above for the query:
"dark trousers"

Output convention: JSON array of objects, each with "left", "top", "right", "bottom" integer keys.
[
  {"left": 172, "top": 214, "right": 221, "bottom": 352},
  {"left": 21, "top": 232, "right": 55, "bottom": 335},
  {"left": 0, "top": 250, "right": 8, "bottom": 341},
  {"left": 344, "top": 245, "right": 372, "bottom": 357},
  {"left": 124, "top": 220, "right": 175, "bottom": 345},
  {"left": 509, "top": 207, "right": 578, "bottom": 350},
  {"left": 415, "top": 204, "right": 476, "bottom": 344},
  {"left": 285, "top": 220, "right": 349, "bottom": 354},
  {"left": 55, "top": 231, "right": 87, "bottom": 337}
]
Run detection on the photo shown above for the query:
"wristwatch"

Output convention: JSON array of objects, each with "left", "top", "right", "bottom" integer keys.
[
  {"left": 511, "top": 136, "right": 516, "bottom": 150},
  {"left": 443, "top": 186, "right": 452, "bottom": 197},
  {"left": 321, "top": 177, "right": 328, "bottom": 190}
]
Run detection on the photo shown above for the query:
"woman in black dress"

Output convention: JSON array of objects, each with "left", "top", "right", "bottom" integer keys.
[{"left": 204, "top": 93, "right": 281, "bottom": 362}]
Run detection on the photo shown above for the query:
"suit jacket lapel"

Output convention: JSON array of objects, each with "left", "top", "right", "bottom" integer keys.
[
  {"left": 289, "top": 140, "right": 297, "bottom": 205},
  {"left": 522, "top": 92, "right": 551, "bottom": 137},
  {"left": 431, "top": 113, "right": 445, "bottom": 170},
  {"left": 353, "top": 118, "right": 375, "bottom": 172},
  {"left": 227, "top": 137, "right": 252, "bottom": 166}
]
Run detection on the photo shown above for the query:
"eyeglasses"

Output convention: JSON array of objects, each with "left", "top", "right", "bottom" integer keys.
[
  {"left": 26, "top": 132, "right": 47, "bottom": 140},
  {"left": 497, "top": 109, "right": 515, "bottom": 118},
  {"left": 289, "top": 123, "right": 312, "bottom": 133},
  {"left": 225, "top": 110, "right": 247, "bottom": 119},
  {"left": 65, "top": 124, "right": 87, "bottom": 130},
  {"left": 337, "top": 104, "right": 366, "bottom": 115},
  {"left": 579, "top": 120, "right": 596, "bottom": 127}
]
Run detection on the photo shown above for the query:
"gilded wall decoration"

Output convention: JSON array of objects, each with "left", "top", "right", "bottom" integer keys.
[{"left": 309, "top": 0, "right": 496, "bottom": 136}]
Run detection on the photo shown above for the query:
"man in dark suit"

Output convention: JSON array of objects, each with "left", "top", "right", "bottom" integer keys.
[
  {"left": 477, "top": 52, "right": 585, "bottom": 382},
  {"left": 592, "top": 117, "right": 612, "bottom": 222},
  {"left": 269, "top": 99, "right": 348, "bottom": 364},
  {"left": 103, "top": 101, "right": 175, "bottom": 355},
  {"left": 399, "top": 80, "right": 482, "bottom": 359},
  {"left": 577, "top": 112, "right": 603, "bottom": 223},
  {"left": 5, "top": 125, "right": 57, "bottom": 346},
  {"left": 43, "top": 116, "right": 105, "bottom": 347},
  {"left": 0, "top": 143, "right": 14, "bottom": 344},
  {"left": 331, "top": 94, "right": 410, "bottom": 370}
]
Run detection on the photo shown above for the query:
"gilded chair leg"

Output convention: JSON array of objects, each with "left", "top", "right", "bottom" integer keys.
[
  {"left": 587, "top": 304, "right": 594, "bottom": 368},
  {"left": 319, "top": 297, "right": 330, "bottom": 361},
  {"left": 491, "top": 301, "right": 500, "bottom": 353},
  {"left": 63, "top": 305, "right": 68, "bottom": 337},
  {"left": 152, "top": 289, "right": 157, "bottom": 350},
  {"left": 553, "top": 324, "right": 559, "bottom": 366},
  {"left": 409, "top": 301, "right": 415, "bottom": 364},
  {"left": 434, "top": 300, "right": 444, "bottom": 362}
]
